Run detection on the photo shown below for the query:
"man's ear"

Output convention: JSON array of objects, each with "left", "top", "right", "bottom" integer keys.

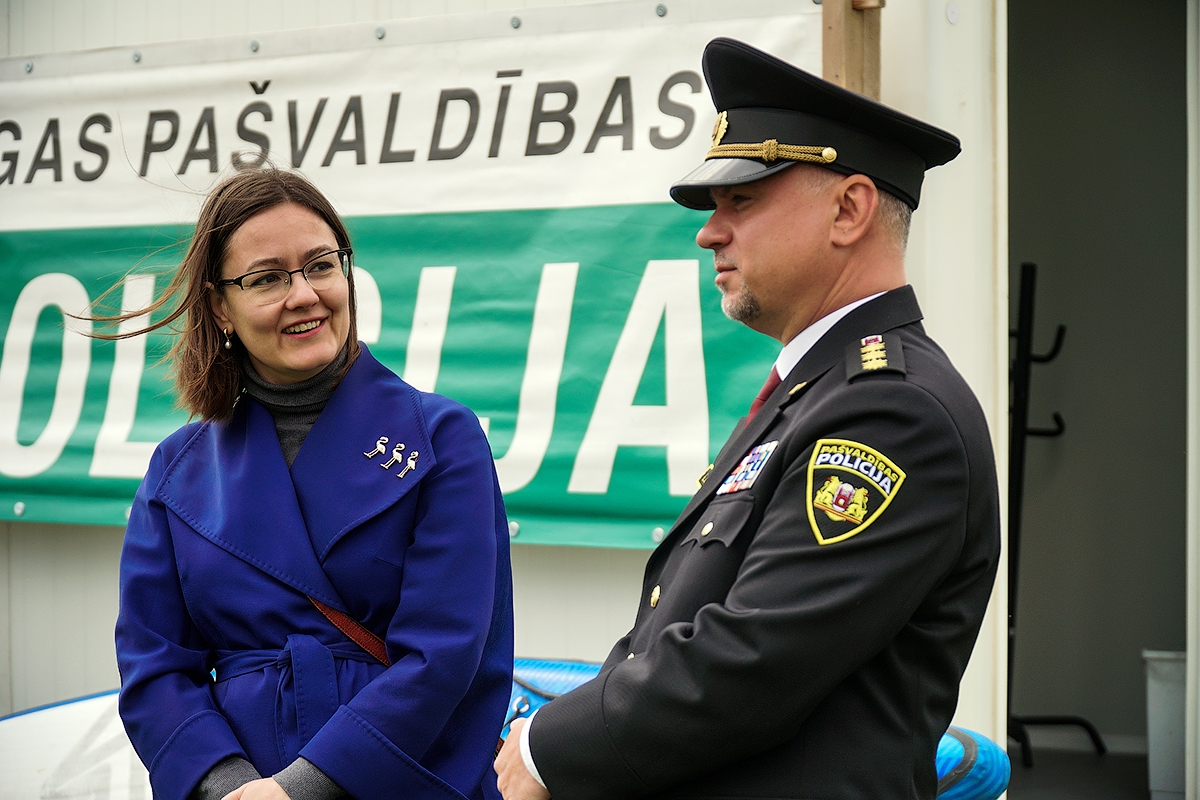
[
  {"left": 207, "top": 284, "right": 233, "bottom": 334},
  {"left": 830, "top": 175, "right": 880, "bottom": 247}
]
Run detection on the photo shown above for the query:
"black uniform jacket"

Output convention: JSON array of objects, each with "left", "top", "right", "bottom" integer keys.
[{"left": 529, "top": 287, "right": 1001, "bottom": 800}]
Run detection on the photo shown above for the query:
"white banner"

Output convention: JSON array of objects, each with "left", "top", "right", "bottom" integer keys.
[{"left": 0, "top": 1, "right": 820, "bottom": 230}]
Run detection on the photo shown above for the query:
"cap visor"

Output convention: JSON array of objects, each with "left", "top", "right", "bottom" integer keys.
[{"left": 669, "top": 158, "right": 796, "bottom": 209}]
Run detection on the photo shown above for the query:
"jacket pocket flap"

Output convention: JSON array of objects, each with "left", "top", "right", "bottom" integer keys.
[{"left": 682, "top": 494, "right": 756, "bottom": 548}]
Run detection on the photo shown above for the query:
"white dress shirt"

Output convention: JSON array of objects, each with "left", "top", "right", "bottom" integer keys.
[
  {"left": 519, "top": 711, "right": 547, "bottom": 788},
  {"left": 771, "top": 292, "right": 884, "bottom": 383}
]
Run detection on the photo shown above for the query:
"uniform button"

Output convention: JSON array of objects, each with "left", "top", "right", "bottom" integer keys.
[
  {"left": 627, "top": 652, "right": 635, "bottom": 659},
  {"left": 701, "top": 522, "right": 714, "bottom": 536},
  {"left": 650, "top": 585, "right": 661, "bottom": 607}
]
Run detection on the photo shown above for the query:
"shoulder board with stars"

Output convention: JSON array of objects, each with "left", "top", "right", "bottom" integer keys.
[{"left": 844, "top": 332, "right": 906, "bottom": 382}]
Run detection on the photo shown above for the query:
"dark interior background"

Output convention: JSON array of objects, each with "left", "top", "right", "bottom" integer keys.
[{"left": 1008, "top": 0, "right": 1187, "bottom": 747}]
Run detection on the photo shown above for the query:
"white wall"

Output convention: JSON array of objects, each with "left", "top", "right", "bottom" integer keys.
[
  {"left": 0, "top": 531, "right": 648, "bottom": 717},
  {"left": 0, "top": 524, "right": 9, "bottom": 714},
  {"left": 0, "top": 531, "right": 651, "bottom": 718},
  {"left": 0, "top": 0, "right": 1007, "bottom": 750},
  {"left": 881, "top": 0, "right": 1008, "bottom": 744},
  {"left": 512, "top": 544, "right": 647, "bottom": 661},
  {"left": 0, "top": 522, "right": 124, "bottom": 715}
]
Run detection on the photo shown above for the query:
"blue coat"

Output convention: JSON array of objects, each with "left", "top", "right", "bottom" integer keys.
[{"left": 116, "top": 346, "right": 514, "bottom": 800}]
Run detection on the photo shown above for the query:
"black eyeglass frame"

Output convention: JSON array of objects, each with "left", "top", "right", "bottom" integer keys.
[{"left": 214, "top": 247, "right": 353, "bottom": 292}]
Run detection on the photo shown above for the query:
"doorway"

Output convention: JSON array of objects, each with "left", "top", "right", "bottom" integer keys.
[{"left": 1007, "top": 0, "right": 1187, "bottom": 795}]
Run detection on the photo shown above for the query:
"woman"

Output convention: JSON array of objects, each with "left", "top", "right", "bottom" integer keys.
[{"left": 110, "top": 168, "right": 514, "bottom": 800}]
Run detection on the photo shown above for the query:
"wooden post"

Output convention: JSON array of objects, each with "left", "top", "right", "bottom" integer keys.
[{"left": 823, "top": 0, "right": 884, "bottom": 100}]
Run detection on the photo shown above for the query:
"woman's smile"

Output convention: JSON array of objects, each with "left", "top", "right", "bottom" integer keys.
[{"left": 282, "top": 318, "right": 326, "bottom": 336}]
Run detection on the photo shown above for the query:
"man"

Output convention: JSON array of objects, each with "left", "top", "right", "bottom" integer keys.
[{"left": 495, "top": 37, "right": 1000, "bottom": 800}]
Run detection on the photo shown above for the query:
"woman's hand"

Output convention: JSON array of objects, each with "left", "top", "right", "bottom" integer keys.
[{"left": 221, "top": 778, "right": 291, "bottom": 800}]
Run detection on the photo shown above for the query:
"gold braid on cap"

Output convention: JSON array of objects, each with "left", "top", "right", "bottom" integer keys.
[{"left": 706, "top": 139, "right": 838, "bottom": 165}]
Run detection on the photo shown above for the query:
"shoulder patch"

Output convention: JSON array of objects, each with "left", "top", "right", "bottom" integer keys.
[
  {"left": 806, "top": 438, "right": 906, "bottom": 544},
  {"left": 845, "top": 332, "right": 906, "bottom": 382}
]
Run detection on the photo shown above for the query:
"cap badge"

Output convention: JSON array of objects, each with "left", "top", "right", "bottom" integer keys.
[{"left": 711, "top": 111, "right": 729, "bottom": 148}]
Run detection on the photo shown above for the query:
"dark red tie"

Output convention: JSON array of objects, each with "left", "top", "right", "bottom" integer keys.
[{"left": 747, "top": 368, "right": 782, "bottom": 422}]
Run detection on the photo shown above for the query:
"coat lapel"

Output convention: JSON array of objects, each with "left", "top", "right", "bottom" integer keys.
[
  {"left": 659, "top": 287, "right": 925, "bottom": 543},
  {"left": 289, "top": 347, "right": 436, "bottom": 562},
  {"left": 156, "top": 398, "right": 348, "bottom": 611},
  {"left": 663, "top": 366, "right": 825, "bottom": 542}
]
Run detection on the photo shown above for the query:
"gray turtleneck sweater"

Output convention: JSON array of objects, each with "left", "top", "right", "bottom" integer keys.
[
  {"left": 190, "top": 349, "right": 352, "bottom": 800},
  {"left": 239, "top": 345, "right": 348, "bottom": 467}
]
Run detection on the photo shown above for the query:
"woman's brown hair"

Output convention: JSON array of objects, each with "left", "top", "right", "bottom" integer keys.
[{"left": 93, "top": 168, "right": 360, "bottom": 420}]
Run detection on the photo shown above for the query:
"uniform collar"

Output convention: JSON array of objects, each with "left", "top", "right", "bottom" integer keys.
[
  {"left": 661, "top": 287, "right": 924, "bottom": 543},
  {"left": 772, "top": 291, "right": 885, "bottom": 381}
]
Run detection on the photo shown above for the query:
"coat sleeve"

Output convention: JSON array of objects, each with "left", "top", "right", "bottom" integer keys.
[
  {"left": 116, "top": 438, "right": 249, "bottom": 800},
  {"left": 299, "top": 404, "right": 512, "bottom": 799},
  {"left": 529, "top": 378, "right": 983, "bottom": 799}
]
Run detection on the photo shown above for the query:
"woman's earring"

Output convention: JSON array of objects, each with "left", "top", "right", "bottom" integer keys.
[{"left": 223, "top": 328, "right": 232, "bottom": 350}]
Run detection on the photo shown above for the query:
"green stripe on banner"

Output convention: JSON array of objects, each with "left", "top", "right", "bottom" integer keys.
[{"left": 0, "top": 203, "right": 778, "bottom": 547}]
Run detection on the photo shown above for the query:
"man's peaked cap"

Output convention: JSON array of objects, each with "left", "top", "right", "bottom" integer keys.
[{"left": 670, "top": 38, "right": 961, "bottom": 210}]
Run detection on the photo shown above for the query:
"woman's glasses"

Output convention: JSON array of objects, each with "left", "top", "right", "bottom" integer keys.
[{"left": 216, "top": 248, "right": 351, "bottom": 306}]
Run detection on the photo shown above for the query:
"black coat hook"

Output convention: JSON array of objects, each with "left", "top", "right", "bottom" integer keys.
[
  {"left": 1027, "top": 412, "right": 1065, "bottom": 438},
  {"left": 1031, "top": 325, "right": 1066, "bottom": 363}
]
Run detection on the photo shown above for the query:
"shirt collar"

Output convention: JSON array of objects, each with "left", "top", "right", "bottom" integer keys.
[{"left": 773, "top": 291, "right": 886, "bottom": 380}]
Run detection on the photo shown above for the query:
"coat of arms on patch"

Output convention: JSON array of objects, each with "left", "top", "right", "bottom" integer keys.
[
  {"left": 813, "top": 477, "right": 870, "bottom": 523},
  {"left": 806, "top": 438, "right": 906, "bottom": 544}
]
